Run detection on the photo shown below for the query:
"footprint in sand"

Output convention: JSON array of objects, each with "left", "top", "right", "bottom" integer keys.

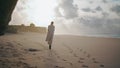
[
  {"left": 67, "top": 62, "right": 73, "bottom": 66},
  {"left": 17, "top": 61, "right": 34, "bottom": 68},
  {"left": 0, "top": 46, "right": 4, "bottom": 49},
  {"left": 78, "top": 58, "right": 85, "bottom": 64},
  {"left": 54, "top": 65, "right": 64, "bottom": 68},
  {"left": 12, "top": 41, "right": 20, "bottom": 45},
  {"left": 92, "top": 58, "right": 96, "bottom": 61},
  {"left": 63, "top": 44, "right": 104, "bottom": 68},
  {"left": 6, "top": 42, "right": 12, "bottom": 44},
  {"left": 57, "top": 56, "right": 60, "bottom": 59},
  {"left": 79, "top": 57, "right": 85, "bottom": 60},
  {"left": 91, "top": 58, "right": 99, "bottom": 63},
  {"left": 73, "top": 53, "right": 78, "bottom": 57},
  {"left": 78, "top": 60, "right": 84, "bottom": 63},
  {"left": 83, "top": 51, "right": 87, "bottom": 54},
  {"left": 100, "top": 64, "right": 104, "bottom": 67},
  {"left": 82, "top": 64, "right": 89, "bottom": 68},
  {"left": 86, "top": 54, "right": 91, "bottom": 58},
  {"left": 80, "top": 49, "right": 83, "bottom": 52},
  {"left": 62, "top": 59, "right": 67, "bottom": 61},
  {"left": 93, "top": 60, "right": 99, "bottom": 63},
  {"left": 17, "top": 43, "right": 23, "bottom": 46},
  {"left": 32, "top": 53, "right": 36, "bottom": 55},
  {"left": 6, "top": 42, "right": 14, "bottom": 47},
  {"left": 19, "top": 58, "right": 25, "bottom": 60},
  {"left": 63, "top": 44, "right": 73, "bottom": 53}
]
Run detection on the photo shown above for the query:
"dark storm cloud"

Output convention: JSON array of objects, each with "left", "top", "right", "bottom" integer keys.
[
  {"left": 55, "top": 0, "right": 78, "bottom": 19},
  {"left": 110, "top": 5, "right": 120, "bottom": 15}
]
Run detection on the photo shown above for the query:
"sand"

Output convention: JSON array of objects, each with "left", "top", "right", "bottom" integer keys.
[{"left": 0, "top": 32, "right": 120, "bottom": 68}]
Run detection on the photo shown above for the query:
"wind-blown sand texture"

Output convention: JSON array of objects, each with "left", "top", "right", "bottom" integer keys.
[{"left": 0, "top": 32, "right": 120, "bottom": 68}]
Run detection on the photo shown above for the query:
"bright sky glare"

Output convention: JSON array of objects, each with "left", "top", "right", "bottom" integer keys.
[{"left": 24, "top": 0, "right": 57, "bottom": 27}]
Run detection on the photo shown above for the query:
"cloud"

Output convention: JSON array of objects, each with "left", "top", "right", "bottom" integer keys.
[
  {"left": 74, "top": 16, "right": 120, "bottom": 35},
  {"left": 95, "top": 6, "right": 103, "bottom": 11},
  {"left": 54, "top": 0, "right": 120, "bottom": 37},
  {"left": 55, "top": 14, "right": 120, "bottom": 36},
  {"left": 55, "top": 0, "right": 78, "bottom": 19},
  {"left": 102, "top": 0, "right": 108, "bottom": 3},
  {"left": 10, "top": 11, "right": 27, "bottom": 25},
  {"left": 81, "top": 7, "right": 93, "bottom": 12},
  {"left": 102, "top": 12, "right": 109, "bottom": 17},
  {"left": 79, "top": 17, "right": 104, "bottom": 28},
  {"left": 10, "top": 0, "right": 28, "bottom": 25},
  {"left": 54, "top": 7, "right": 62, "bottom": 17},
  {"left": 16, "top": 0, "right": 28, "bottom": 11},
  {"left": 10, "top": 0, "right": 120, "bottom": 37},
  {"left": 110, "top": 5, "right": 120, "bottom": 15},
  {"left": 89, "top": 1, "right": 93, "bottom": 4}
]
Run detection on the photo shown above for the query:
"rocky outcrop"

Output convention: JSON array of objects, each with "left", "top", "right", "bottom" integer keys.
[
  {"left": 7, "top": 25, "right": 47, "bottom": 34},
  {"left": 0, "top": 0, "right": 18, "bottom": 35}
]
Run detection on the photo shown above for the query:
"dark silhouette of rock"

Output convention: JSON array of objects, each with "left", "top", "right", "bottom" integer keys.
[{"left": 0, "top": 0, "right": 18, "bottom": 35}]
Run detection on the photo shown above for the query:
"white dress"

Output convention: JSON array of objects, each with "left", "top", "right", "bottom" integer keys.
[{"left": 46, "top": 24, "right": 55, "bottom": 45}]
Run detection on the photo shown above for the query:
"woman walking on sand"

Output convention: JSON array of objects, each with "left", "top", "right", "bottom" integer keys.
[{"left": 46, "top": 21, "right": 55, "bottom": 50}]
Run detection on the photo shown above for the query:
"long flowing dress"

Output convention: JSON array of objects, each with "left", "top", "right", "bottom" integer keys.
[{"left": 46, "top": 25, "right": 55, "bottom": 45}]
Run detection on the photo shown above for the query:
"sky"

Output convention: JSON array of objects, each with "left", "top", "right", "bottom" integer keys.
[{"left": 10, "top": 0, "right": 120, "bottom": 37}]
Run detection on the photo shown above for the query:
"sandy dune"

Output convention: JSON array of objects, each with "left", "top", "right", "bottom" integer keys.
[{"left": 0, "top": 32, "right": 120, "bottom": 68}]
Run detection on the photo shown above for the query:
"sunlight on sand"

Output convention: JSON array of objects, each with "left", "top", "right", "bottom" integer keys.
[{"left": 0, "top": 32, "right": 120, "bottom": 68}]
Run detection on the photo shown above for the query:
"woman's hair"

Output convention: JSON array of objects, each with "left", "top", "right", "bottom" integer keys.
[{"left": 51, "top": 21, "right": 54, "bottom": 25}]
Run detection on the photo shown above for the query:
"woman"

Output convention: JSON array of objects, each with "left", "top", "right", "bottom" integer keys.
[{"left": 46, "top": 21, "right": 55, "bottom": 49}]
